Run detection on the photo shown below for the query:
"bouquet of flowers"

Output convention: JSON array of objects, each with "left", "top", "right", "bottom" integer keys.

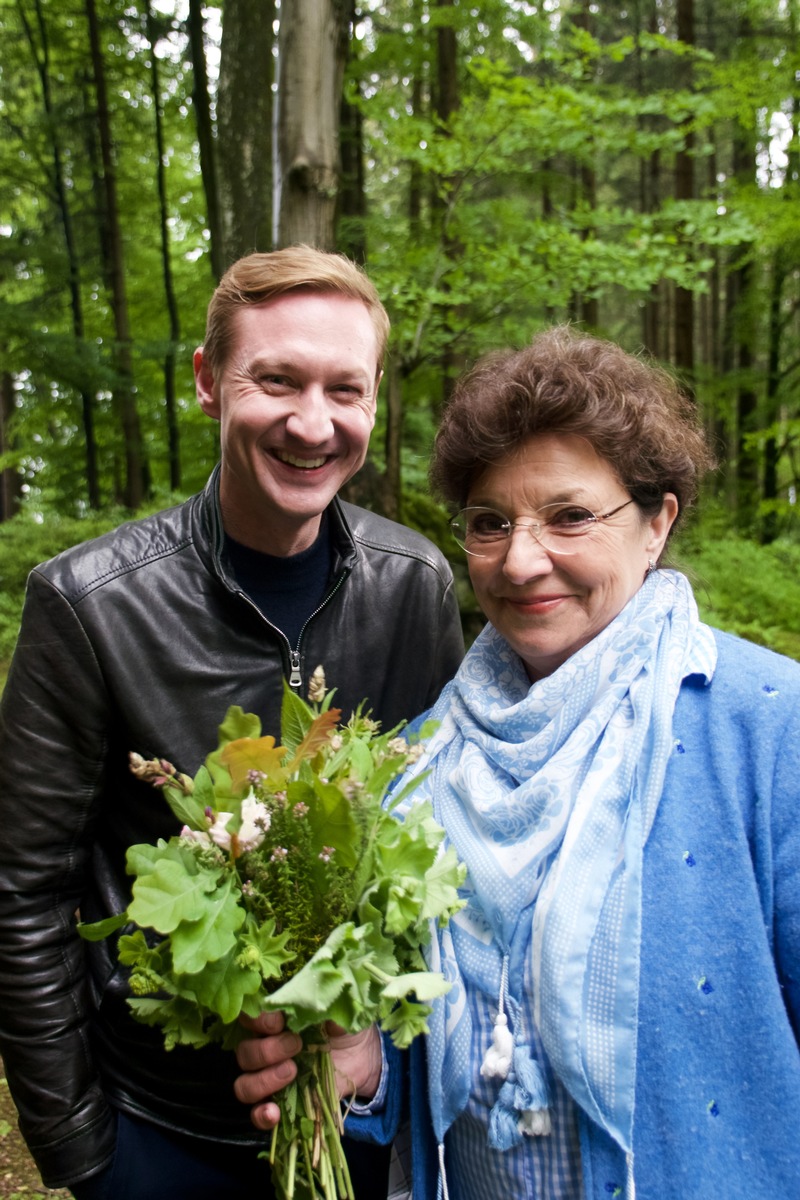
[{"left": 79, "top": 670, "right": 465, "bottom": 1200}]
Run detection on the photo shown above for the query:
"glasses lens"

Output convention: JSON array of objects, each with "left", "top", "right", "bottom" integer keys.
[
  {"left": 534, "top": 504, "right": 598, "bottom": 555},
  {"left": 451, "top": 508, "right": 509, "bottom": 554}
]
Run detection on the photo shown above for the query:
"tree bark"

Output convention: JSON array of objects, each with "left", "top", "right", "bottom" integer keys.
[
  {"left": 217, "top": 0, "right": 275, "bottom": 263},
  {"left": 85, "top": 0, "right": 147, "bottom": 509},
  {"left": 277, "top": 0, "right": 349, "bottom": 249},
  {"left": 146, "top": 0, "right": 181, "bottom": 491},
  {"left": 674, "top": 0, "right": 695, "bottom": 381},
  {"left": 187, "top": 0, "right": 224, "bottom": 279},
  {"left": 21, "top": 0, "right": 100, "bottom": 508},
  {"left": 0, "top": 371, "right": 22, "bottom": 522}
]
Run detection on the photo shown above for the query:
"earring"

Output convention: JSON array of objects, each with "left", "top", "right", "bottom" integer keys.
[{"left": 646, "top": 558, "right": 657, "bottom": 574}]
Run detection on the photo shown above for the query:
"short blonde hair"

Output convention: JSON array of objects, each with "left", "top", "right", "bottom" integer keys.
[{"left": 202, "top": 245, "right": 390, "bottom": 376}]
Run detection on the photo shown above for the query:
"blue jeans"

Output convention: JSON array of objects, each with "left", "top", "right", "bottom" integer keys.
[{"left": 70, "top": 1109, "right": 389, "bottom": 1200}]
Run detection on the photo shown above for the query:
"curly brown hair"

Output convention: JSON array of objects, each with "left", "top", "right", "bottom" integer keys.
[{"left": 431, "top": 326, "right": 714, "bottom": 528}]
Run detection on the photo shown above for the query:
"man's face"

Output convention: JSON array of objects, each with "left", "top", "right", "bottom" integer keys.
[{"left": 195, "top": 292, "right": 380, "bottom": 556}]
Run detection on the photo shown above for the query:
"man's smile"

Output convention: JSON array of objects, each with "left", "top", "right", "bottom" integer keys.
[{"left": 274, "top": 450, "right": 329, "bottom": 470}]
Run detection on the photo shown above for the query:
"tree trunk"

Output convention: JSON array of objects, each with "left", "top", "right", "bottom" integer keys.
[
  {"left": 674, "top": 0, "right": 695, "bottom": 382},
  {"left": 217, "top": 0, "right": 275, "bottom": 263},
  {"left": 761, "top": 250, "right": 785, "bottom": 543},
  {"left": 433, "top": 0, "right": 461, "bottom": 416},
  {"left": 337, "top": 66, "right": 366, "bottom": 261},
  {"left": 277, "top": 0, "right": 349, "bottom": 249},
  {"left": 146, "top": 0, "right": 181, "bottom": 491},
  {"left": 187, "top": 0, "right": 224, "bottom": 279},
  {"left": 85, "top": 0, "right": 147, "bottom": 508},
  {"left": 0, "top": 371, "right": 22, "bottom": 522},
  {"left": 22, "top": 0, "right": 100, "bottom": 508}
]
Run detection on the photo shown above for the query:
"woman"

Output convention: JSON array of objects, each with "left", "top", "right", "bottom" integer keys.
[{"left": 235, "top": 327, "right": 800, "bottom": 1199}]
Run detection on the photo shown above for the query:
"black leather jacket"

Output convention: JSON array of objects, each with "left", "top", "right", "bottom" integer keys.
[{"left": 0, "top": 470, "right": 464, "bottom": 1188}]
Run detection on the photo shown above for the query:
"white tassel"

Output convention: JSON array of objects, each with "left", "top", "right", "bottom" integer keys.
[
  {"left": 518, "top": 1107, "right": 552, "bottom": 1136},
  {"left": 480, "top": 1011, "right": 514, "bottom": 1079}
]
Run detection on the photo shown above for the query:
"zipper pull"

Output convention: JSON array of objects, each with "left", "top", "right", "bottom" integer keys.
[{"left": 289, "top": 650, "right": 302, "bottom": 690}]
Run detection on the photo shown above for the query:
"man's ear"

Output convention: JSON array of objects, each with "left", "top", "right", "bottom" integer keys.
[{"left": 194, "top": 347, "right": 220, "bottom": 420}]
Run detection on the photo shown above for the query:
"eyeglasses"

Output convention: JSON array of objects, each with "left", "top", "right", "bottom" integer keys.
[{"left": 450, "top": 500, "right": 635, "bottom": 557}]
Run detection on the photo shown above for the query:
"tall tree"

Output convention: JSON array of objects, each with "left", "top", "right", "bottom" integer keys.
[
  {"left": 277, "top": 0, "right": 350, "bottom": 249},
  {"left": 145, "top": 0, "right": 182, "bottom": 492},
  {"left": 20, "top": 0, "right": 100, "bottom": 508},
  {"left": 85, "top": 0, "right": 147, "bottom": 508},
  {"left": 217, "top": 0, "right": 275, "bottom": 263},
  {"left": 187, "top": 0, "right": 224, "bottom": 279},
  {"left": 674, "top": 0, "right": 696, "bottom": 381}
]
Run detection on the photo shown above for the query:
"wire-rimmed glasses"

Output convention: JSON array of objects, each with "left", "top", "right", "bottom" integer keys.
[{"left": 450, "top": 500, "right": 635, "bottom": 557}]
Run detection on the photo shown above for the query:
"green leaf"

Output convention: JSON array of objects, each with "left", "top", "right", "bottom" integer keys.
[
  {"left": 380, "top": 971, "right": 451, "bottom": 1002},
  {"left": 420, "top": 846, "right": 467, "bottom": 924},
  {"left": 308, "top": 777, "right": 361, "bottom": 870},
  {"left": 347, "top": 738, "right": 374, "bottom": 783},
  {"left": 161, "top": 779, "right": 207, "bottom": 831},
  {"left": 185, "top": 944, "right": 266, "bottom": 1024},
  {"left": 281, "top": 680, "right": 314, "bottom": 756},
  {"left": 169, "top": 874, "right": 246, "bottom": 974},
  {"left": 127, "top": 996, "right": 213, "bottom": 1049},
  {"left": 218, "top": 705, "right": 263, "bottom": 746},
  {"left": 126, "top": 839, "right": 175, "bottom": 877},
  {"left": 237, "top": 915, "right": 295, "bottom": 983},
  {"left": 379, "top": 996, "right": 434, "bottom": 1049},
  {"left": 77, "top": 909, "right": 129, "bottom": 941},
  {"left": 128, "top": 854, "right": 212, "bottom": 934}
]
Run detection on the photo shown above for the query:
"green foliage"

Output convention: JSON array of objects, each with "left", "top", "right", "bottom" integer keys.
[{"left": 673, "top": 507, "right": 800, "bottom": 660}]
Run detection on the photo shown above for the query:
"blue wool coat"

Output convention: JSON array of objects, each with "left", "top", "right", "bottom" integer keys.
[{"left": 347, "top": 630, "right": 800, "bottom": 1199}]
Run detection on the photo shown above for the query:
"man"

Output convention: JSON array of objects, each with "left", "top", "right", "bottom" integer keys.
[{"left": 0, "top": 246, "right": 464, "bottom": 1199}]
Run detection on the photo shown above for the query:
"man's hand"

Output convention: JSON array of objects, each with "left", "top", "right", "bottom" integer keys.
[{"left": 234, "top": 1012, "right": 382, "bottom": 1132}]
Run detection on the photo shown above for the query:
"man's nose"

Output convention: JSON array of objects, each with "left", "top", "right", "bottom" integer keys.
[{"left": 284, "top": 387, "right": 335, "bottom": 443}]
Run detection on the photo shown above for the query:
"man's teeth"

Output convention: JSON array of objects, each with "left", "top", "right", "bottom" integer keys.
[{"left": 278, "top": 452, "right": 327, "bottom": 469}]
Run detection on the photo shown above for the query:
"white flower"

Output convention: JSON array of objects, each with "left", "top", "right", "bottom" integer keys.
[
  {"left": 197, "top": 793, "right": 270, "bottom": 854},
  {"left": 238, "top": 791, "right": 271, "bottom": 852},
  {"left": 180, "top": 824, "right": 211, "bottom": 846},
  {"left": 208, "top": 811, "right": 235, "bottom": 851}
]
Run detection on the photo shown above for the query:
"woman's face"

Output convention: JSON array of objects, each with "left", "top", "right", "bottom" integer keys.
[{"left": 466, "top": 433, "right": 678, "bottom": 681}]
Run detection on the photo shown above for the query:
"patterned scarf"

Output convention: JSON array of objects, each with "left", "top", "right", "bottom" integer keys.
[{"left": 395, "top": 570, "right": 716, "bottom": 1158}]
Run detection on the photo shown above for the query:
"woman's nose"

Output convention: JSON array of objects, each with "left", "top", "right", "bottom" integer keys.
[{"left": 501, "top": 526, "right": 554, "bottom": 581}]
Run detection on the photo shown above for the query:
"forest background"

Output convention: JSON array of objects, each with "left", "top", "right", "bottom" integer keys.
[{"left": 2, "top": 0, "right": 800, "bottom": 699}]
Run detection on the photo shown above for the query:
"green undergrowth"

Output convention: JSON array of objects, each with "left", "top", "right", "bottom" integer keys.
[{"left": 672, "top": 514, "right": 800, "bottom": 662}]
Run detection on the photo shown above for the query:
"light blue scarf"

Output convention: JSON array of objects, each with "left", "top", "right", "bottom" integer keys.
[{"left": 396, "top": 570, "right": 716, "bottom": 1160}]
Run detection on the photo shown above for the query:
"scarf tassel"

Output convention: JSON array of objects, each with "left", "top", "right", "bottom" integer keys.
[
  {"left": 487, "top": 1044, "right": 551, "bottom": 1149},
  {"left": 479, "top": 1012, "right": 514, "bottom": 1080}
]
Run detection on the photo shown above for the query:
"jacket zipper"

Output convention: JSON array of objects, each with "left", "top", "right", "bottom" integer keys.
[
  {"left": 235, "top": 570, "right": 349, "bottom": 692},
  {"left": 288, "top": 571, "right": 348, "bottom": 690}
]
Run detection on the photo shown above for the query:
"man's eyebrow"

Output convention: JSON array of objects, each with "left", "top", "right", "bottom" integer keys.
[{"left": 245, "top": 355, "right": 372, "bottom": 381}]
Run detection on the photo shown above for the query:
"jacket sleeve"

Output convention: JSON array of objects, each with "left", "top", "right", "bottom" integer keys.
[{"left": 0, "top": 570, "right": 117, "bottom": 1188}]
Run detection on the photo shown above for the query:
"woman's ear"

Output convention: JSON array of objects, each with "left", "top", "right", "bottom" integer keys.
[
  {"left": 194, "top": 347, "right": 220, "bottom": 420},
  {"left": 647, "top": 493, "right": 679, "bottom": 561}
]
